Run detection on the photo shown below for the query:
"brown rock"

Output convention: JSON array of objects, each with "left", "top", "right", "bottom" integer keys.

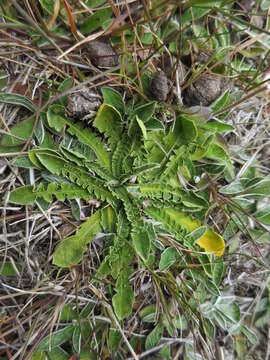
[
  {"left": 67, "top": 87, "right": 101, "bottom": 119},
  {"left": 185, "top": 73, "right": 231, "bottom": 106},
  {"left": 87, "top": 40, "right": 118, "bottom": 68},
  {"left": 151, "top": 70, "right": 169, "bottom": 101}
]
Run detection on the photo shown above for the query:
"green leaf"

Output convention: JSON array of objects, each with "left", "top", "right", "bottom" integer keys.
[
  {"left": 53, "top": 210, "right": 102, "bottom": 267},
  {"left": 101, "top": 87, "right": 125, "bottom": 115},
  {"left": 36, "top": 153, "right": 68, "bottom": 175},
  {"left": 202, "top": 120, "right": 234, "bottom": 133},
  {"left": 242, "top": 177, "right": 270, "bottom": 197},
  {"left": 261, "top": 0, "right": 270, "bottom": 11},
  {"left": 132, "top": 227, "right": 151, "bottom": 262},
  {"left": 37, "top": 326, "right": 74, "bottom": 351},
  {"left": 1, "top": 117, "right": 35, "bottom": 146},
  {"left": 253, "top": 205, "right": 270, "bottom": 225},
  {"left": 173, "top": 115, "right": 198, "bottom": 144},
  {"left": 139, "top": 304, "right": 156, "bottom": 323},
  {"left": 213, "top": 260, "right": 224, "bottom": 286},
  {"left": 29, "top": 352, "right": 47, "bottom": 360},
  {"left": 206, "top": 142, "right": 234, "bottom": 178},
  {"left": 47, "top": 105, "right": 111, "bottom": 171},
  {"left": 59, "top": 304, "right": 76, "bottom": 322},
  {"left": 112, "top": 271, "right": 135, "bottom": 320},
  {"left": 145, "top": 117, "right": 165, "bottom": 131},
  {"left": 159, "top": 247, "right": 179, "bottom": 271},
  {"left": 211, "top": 89, "right": 230, "bottom": 113},
  {"left": 145, "top": 322, "right": 163, "bottom": 350},
  {"left": 39, "top": 0, "right": 55, "bottom": 14},
  {"left": 136, "top": 115, "right": 147, "bottom": 139},
  {"left": 93, "top": 103, "right": 122, "bottom": 146},
  {"left": 240, "top": 325, "right": 258, "bottom": 345},
  {"left": 0, "top": 92, "right": 37, "bottom": 112},
  {"left": 132, "top": 101, "right": 156, "bottom": 123},
  {"left": 80, "top": 8, "right": 112, "bottom": 34},
  {"left": 109, "top": 328, "right": 122, "bottom": 352},
  {"left": 0, "top": 261, "right": 22, "bottom": 276},
  {"left": 216, "top": 302, "right": 240, "bottom": 324},
  {"left": 46, "top": 347, "right": 70, "bottom": 360},
  {"left": 9, "top": 185, "right": 36, "bottom": 205}
]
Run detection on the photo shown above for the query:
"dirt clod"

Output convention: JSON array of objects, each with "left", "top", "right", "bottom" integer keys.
[
  {"left": 87, "top": 40, "right": 118, "bottom": 68},
  {"left": 185, "top": 73, "right": 231, "bottom": 106},
  {"left": 67, "top": 87, "right": 101, "bottom": 119},
  {"left": 151, "top": 70, "right": 169, "bottom": 101}
]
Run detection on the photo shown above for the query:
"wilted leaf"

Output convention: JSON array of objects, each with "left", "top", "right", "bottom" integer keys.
[{"left": 196, "top": 229, "right": 225, "bottom": 257}]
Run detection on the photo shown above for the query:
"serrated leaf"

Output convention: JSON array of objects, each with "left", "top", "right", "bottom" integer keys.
[
  {"left": 93, "top": 103, "right": 122, "bottom": 145},
  {"left": 9, "top": 185, "right": 36, "bottom": 205},
  {"left": 147, "top": 207, "right": 225, "bottom": 256},
  {"left": 47, "top": 104, "right": 111, "bottom": 171}
]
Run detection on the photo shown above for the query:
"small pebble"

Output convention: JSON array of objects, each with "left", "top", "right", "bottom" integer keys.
[
  {"left": 87, "top": 40, "right": 118, "bottom": 68},
  {"left": 151, "top": 70, "right": 169, "bottom": 101}
]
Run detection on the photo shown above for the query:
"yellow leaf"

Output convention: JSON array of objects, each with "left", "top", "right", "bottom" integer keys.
[
  {"left": 163, "top": 208, "right": 225, "bottom": 256},
  {"left": 196, "top": 228, "right": 225, "bottom": 257}
]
